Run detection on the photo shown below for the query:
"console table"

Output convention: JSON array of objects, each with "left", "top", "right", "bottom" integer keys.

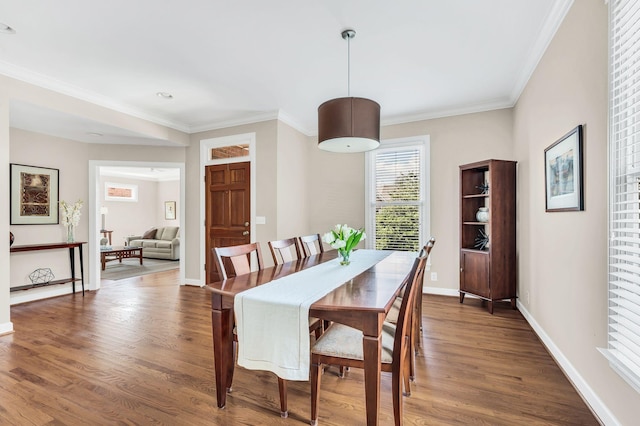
[{"left": 10, "top": 242, "right": 86, "bottom": 295}]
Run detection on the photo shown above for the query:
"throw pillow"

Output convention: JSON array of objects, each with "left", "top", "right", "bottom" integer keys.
[{"left": 142, "top": 228, "right": 157, "bottom": 239}]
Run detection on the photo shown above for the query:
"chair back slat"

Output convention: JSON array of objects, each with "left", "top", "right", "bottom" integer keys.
[{"left": 213, "top": 242, "right": 264, "bottom": 280}]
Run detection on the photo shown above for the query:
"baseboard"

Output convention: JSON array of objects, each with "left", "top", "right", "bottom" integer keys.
[
  {"left": 424, "top": 286, "right": 458, "bottom": 296},
  {"left": 517, "top": 301, "right": 617, "bottom": 426},
  {"left": 184, "top": 278, "right": 204, "bottom": 287},
  {"left": 0, "top": 321, "right": 14, "bottom": 336}
]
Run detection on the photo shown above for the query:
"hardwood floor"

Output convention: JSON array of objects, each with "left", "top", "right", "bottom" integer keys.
[{"left": 0, "top": 270, "right": 599, "bottom": 425}]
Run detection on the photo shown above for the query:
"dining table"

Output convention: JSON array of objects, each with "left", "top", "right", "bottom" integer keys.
[{"left": 205, "top": 249, "right": 416, "bottom": 426}]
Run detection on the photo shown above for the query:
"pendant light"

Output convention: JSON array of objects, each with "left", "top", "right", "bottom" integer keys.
[{"left": 318, "top": 29, "right": 380, "bottom": 153}]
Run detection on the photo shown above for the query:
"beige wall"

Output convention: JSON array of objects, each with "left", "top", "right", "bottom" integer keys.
[
  {"left": 276, "top": 121, "right": 311, "bottom": 240},
  {"left": 514, "top": 1, "right": 637, "bottom": 424}
]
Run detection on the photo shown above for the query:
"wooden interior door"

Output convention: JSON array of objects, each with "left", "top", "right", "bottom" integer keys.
[{"left": 206, "top": 162, "right": 251, "bottom": 283}]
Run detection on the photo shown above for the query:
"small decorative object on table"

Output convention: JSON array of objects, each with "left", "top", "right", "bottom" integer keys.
[
  {"left": 323, "top": 224, "right": 366, "bottom": 266},
  {"left": 60, "top": 199, "right": 83, "bottom": 243},
  {"left": 474, "top": 228, "right": 490, "bottom": 251},
  {"left": 10, "top": 232, "right": 14, "bottom": 247},
  {"left": 29, "top": 268, "right": 55, "bottom": 284}
]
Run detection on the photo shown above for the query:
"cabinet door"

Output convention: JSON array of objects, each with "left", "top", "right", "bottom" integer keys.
[{"left": 460, "top": 251, "right": 490, "bottom": 298}]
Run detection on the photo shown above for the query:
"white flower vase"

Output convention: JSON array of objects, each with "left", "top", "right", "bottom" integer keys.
[
  {"left": 66, "top": 225, "right": 75, "bottom": 243},
  {"left": 476, "top": 207, "right": 489, "bottom": 223},
  {"left": 339, "top": 249, "right": 352, "bottom": 266}
]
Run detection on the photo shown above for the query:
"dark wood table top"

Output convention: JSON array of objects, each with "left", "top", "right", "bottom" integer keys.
[{"left": 205, "top": 249, "right": 415, "bottom": 314}]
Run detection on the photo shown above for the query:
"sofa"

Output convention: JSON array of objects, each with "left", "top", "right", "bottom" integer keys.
[{"left": 125, "top": 226, "right": 180, "bottom": 260}]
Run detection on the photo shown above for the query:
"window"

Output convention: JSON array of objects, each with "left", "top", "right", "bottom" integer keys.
[
  {"left": 603, "top": 0, "right": 640, "bottom": 393},
  {"left": 365, "top": 136, "right": 430, "bottom": 251}
]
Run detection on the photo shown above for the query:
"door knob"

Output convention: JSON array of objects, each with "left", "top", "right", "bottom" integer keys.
[
  {"left": 244, "top": 221, "right": 250, "bottom": 227},
  {"left": 243, "top": 231, "right": 249, "bottom": 236}
]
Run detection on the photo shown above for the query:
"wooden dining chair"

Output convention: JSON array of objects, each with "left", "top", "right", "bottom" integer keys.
[
  {"left": 309, "top": 250, "right": 428, "bottom": 426},
  {"left": 268, "top": 237, "right": 325, "bottom": 340},
  {"left": 212, "top": 242, "right": 288, "bottom": 417},
  {"left": 385, "top": 237, "right": 436, "bottom": 385},
  {"left": 213, "top": 242, "right": 264, "bottom": 280},
  {"left": 268, "top": 237, "right": 302, "bottom": 265},
  {"left": 298, "top": 233, "right": 324, "bottom": 257}
]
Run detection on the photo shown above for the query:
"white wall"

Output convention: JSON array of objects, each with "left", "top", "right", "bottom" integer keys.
[{"left": 0, "top": 83, "right": 12, "bottom": 334}]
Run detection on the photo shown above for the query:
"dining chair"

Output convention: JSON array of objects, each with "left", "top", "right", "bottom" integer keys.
[
  {"left": 213, "top": 242, "right": 288, "bottom": 417},
  {"left": 298, "top": 233, "right": 324, "bottom": 257},
  {"left": 386, "top": 237, "right": 436, "bottom": 385},
  {"left": 268, "top": 237, "right": 303, "bottom": 265},
  {"left": 268, "top": 237, "right": 325, "bottom": 340},
  {"left": 309, "top": 250, "right": 428, "bottom": 426},
  {"left": 213, "top": 242, "right": 264, "bottom": 280}
]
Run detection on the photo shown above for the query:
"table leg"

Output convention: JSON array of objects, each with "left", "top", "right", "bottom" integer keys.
[
  {"left": 78, "top": 244, "right": 85, "bottom": 295},
  {"left": 211, "top": 297, "right": 235, "bottom": 408},
  {"left": 68, "top": 247, "right": 76, "bottom": 294},
  {"left": 101, "top": 252, "right": 106, "bottom": 271},
  {"left": 362, "top": 333, "right": 382, "bottom": 426}
]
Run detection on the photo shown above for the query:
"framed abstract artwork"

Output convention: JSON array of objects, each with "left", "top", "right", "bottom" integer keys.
[
  {"left": 544, "top": 125, "right": 584, "bottom": 212},
  {"left": 10, "top": 163, "right": 60, "bottom": 224}
]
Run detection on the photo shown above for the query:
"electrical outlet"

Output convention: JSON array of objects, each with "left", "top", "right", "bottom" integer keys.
[{"left": 431, "top": 272, "right": 437, "bottom": 281}]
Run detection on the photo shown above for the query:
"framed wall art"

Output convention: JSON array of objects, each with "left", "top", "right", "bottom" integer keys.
[
  {"left": 544, "top": 125, "right": 584, "bottom": 212},
  {"left": 10, "top": 163, "right": 60, "bottom": 224},
  {"left": 105, "top": 182, "right": 138, "bottom": 202},
  {"left": 165, "top": 201, "right": 176, "bottom": 220}
]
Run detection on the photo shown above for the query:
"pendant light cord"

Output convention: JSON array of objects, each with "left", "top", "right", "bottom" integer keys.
[{"left": 347, "top": 34, "right": 351, "bottom": 97}]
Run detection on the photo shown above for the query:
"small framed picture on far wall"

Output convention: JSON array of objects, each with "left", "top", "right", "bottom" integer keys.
[{"left": 165, "top": 201, "right": 176, "bottom": 220}]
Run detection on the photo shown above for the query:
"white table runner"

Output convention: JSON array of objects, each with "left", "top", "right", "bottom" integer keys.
[{"left": 234, "top": 249, "right": 392, "bottom": 381}]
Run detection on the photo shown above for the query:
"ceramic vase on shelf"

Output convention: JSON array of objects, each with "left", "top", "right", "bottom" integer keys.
[
  {"left": 66, "top": 225, "right": 75, "bottom": 243},
  {"left": 476, "top": 207, "right": 489, "bottom": 223},
  {"left": 339, "top": 249, "right": 352, "bottom": 266}
]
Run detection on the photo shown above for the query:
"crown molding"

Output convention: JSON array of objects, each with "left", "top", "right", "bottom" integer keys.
[
  {"left": 0, "top": 61, "right": 190, "bottom": 133},
  {"left": 188, "top": 110, "right": 281, "bottom": 134},
  {"left": 509, "top": 0, "right": 574, "bottom": 104}
]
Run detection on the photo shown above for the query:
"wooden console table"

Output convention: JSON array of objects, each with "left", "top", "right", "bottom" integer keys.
[{"left": 10, "top": 242, "right": 86, "bottom": 295}]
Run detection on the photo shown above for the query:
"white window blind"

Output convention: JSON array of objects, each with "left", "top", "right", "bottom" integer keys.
[
  {"left": 604, "top": 0, "right": 640, "bottom": 393},
  {"left": 365, "top": 137, "right": 429, "bottom": 252}
]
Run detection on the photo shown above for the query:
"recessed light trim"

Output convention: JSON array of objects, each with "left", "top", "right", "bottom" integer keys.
[
  {"left": 0, "top": 23, "right": 16, "bottom": 34},
  {"left": 156, "top": 92, "right": 173, "bottom": 99}
]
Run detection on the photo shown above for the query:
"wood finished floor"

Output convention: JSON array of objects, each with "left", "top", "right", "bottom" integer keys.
[{"left": 0, "top": 270, "right": 599, "bottom": 425}]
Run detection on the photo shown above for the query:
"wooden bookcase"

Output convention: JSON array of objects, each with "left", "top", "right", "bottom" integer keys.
[{"left": 459, "top": 159, "right": 516, "bottom": 313}]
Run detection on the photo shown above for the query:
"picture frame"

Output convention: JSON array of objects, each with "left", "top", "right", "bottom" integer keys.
[
  {"left": 165, "top": 201, "right": 176, "bottom": 220},
  {"left": 544, "top": 125, "right": 584, "bottom": 212},
  {"left": 10, "top": 163, "right": 60, "bottom": 225},
  {"left": 105, "top": 182, "right": 138, "bottom": 202}
]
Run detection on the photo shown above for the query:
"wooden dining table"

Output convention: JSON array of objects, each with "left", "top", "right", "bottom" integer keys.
[{"left": 205, "top": 249, "right": 415, "bottom": 426}]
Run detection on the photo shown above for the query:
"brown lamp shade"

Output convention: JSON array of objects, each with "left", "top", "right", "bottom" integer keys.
[{"left": 317, "top": 97, "right": 380, "bottom": 153}]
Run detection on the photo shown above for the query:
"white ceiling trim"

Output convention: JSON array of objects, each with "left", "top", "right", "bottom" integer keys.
[
  {"left": 509, "top": 0, "right": 574, "bottom": 103},
  {"left": 0, "top": 61, "right": 190, "bottom": 133}
]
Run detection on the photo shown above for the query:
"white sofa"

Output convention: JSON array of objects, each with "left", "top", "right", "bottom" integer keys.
[{"left": 125, "top": 226, "right": 180, "bottom": 260}]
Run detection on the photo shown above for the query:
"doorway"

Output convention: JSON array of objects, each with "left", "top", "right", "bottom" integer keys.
[
  {"left": 200, "top": 133, "right": 256, "bottom": 285},
  {"left": 88, "top": 160, "right": 186, "bottom": 291}
]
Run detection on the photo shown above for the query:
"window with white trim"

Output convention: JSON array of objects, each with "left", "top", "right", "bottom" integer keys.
[
  {"left": 365, "top": 136, "right": 430, "bottom": 251},
  {"left": 603, "top": 0, "right": 640, "bottom": 393}
]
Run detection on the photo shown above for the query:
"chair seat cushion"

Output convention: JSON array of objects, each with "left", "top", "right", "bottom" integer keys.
[{"left": 311, "top": 323, "right": 395, "bottom": 364}]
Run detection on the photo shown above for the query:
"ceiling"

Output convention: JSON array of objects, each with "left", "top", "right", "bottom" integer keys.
[{"left": 0, "top": 0, "right": 572, "bottom": 145}]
